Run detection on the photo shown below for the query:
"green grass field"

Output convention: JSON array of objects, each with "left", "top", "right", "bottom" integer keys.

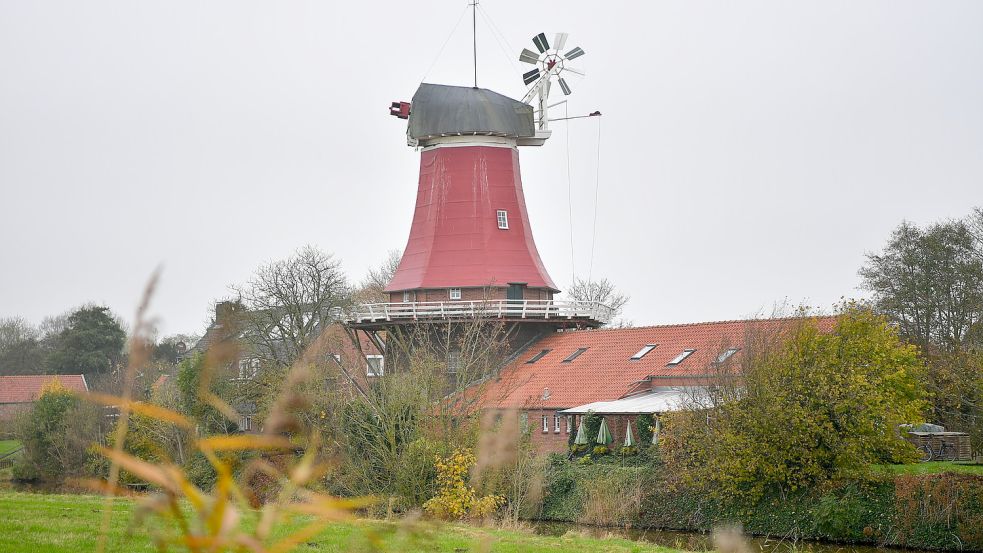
[
  {"left": 0, "top": 491, "right": 682, "bottom": 553},
  {"left": 873, "top": 461, "right": 983, "bottom": 476},
  {"left": 0, "top": 440, "right": 21, "bottom": 456}
]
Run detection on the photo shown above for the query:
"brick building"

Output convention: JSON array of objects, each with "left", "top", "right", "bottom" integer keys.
[{"left": 0, "top": 374, "right": 89, "bottom": 422}]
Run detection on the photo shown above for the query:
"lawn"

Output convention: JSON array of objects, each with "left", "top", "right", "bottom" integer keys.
[
  {"left": 873, "top": 461, "right": 983, "bottom": 476},
  {"left": 0, "top": 439, "right": 21, "bottom": 456},
  {"left": 0, "top": 491, "right": 682, "bottom": 553}
]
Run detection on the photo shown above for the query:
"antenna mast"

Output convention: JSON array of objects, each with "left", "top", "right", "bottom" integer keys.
[{"left": 471, "top": 0, "right": 478, "bottom": 87}]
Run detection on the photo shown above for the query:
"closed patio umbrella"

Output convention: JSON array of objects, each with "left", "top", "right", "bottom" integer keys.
[
  {"left": 623, "top": 422, "right": 635, "bottom": 447},
  {"left": 596, "top": 417, "right": 613, "bottom": 446},
  {"left": 574, "top": 417, "right": 589, "bottom": 445}
]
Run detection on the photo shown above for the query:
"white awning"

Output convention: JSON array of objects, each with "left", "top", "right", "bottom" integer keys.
[{"left": 559, "top": 387, "right": 706, "bottom": 415}]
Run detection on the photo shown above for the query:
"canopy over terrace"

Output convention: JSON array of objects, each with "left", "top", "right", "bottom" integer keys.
[{"left": 559, "top": 387, "right": 709, "bottom": 416}]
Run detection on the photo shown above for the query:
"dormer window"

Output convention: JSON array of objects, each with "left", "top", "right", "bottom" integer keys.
[
  {"left": 667, "top": 349, "right": 695, "bottom": 366},
  {"left": 631, "top": 344, "right": 657, "bottom": 360},
  {"left": 449, "top": 288, "right": 462, "bottom": 300},
  {"left": 497, "top": 210, "right": 509, "bottom": 229}
]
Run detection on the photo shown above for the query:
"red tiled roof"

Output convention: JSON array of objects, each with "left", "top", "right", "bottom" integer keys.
[
  {"left": 480, "top": 316, "right": 838, "bottom": 410},
  {"left": 0, "top": 375, "right": 89, "bottom": 404}
]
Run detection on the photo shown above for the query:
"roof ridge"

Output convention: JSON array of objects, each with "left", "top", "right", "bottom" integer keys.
[{"left": 564, "top": 314, "right": 838, "bottom": 333}]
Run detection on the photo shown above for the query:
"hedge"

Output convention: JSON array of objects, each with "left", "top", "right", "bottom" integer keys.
[{"left": 540, "top": 461, "right": 983, "bottom": 551}]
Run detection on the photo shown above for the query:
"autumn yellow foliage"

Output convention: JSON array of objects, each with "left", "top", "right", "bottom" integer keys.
[{"left": 423, "top": 448, "right": 504, "bottom": 520}]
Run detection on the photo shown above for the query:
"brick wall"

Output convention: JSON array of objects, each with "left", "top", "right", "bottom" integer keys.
[{"left": 388, "top": 287, "right": 554, "bottom": 303}]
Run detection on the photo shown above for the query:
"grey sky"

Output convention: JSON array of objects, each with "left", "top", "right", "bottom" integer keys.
[{"left": 1, "top": 1, "right": 981, "bottom": 336}]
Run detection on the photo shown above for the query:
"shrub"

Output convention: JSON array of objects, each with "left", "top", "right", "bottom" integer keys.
[
  {"left": 422, "top": 448, "right": 504, "bottom": 520},
  {"left": 592, "top": 445, "right": 609, "bottom": 456},
  {"left": 14, "top": 379, "right": 102, "bottom": 481}
]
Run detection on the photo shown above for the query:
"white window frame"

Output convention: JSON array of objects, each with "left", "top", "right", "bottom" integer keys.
[
  {"left": 238, "top": 358, "right": 260, "bottom": 380},
  {"left": 566, "top": 415, "right": 572, "bottom": 434},
  {"left": 366, "top": 355, "right": 384, "bottom": 377},
  {"left": 447, "top": 350, "right": 461, "bottom": 374},
  {"left": 667, "top": 349, "right": 696, "bottom": 366},
  {"left": 402, "top": 291, "right": 412, "bottom": 303},
  {"left": 631, "top": 344, "right": 657, "bottom": 360},
  {"left": 554, "top": 414, "right": 561, "bottom": 433},
  {"left": 717, "top": 348, "right": 740, "bottom": 363},
  {"left": 542, "top": 415, "right": 549, "bottom": 433},
  {"left": 239, "top": 414, "right": 252, "bottom": 432},
  {"left": 496, "top": 210, "right": 509, "bottom": 229},
  {"left": 449, "top": 288, "right": 462, "bottom": 300}
]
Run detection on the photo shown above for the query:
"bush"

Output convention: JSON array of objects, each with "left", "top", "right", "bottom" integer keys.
[
  {"left": 14, "top": 379, "right": 102, "bottom": 481},
  {"left": 422, "top": 448, "right": 504, "bottom": 521},
  {"left": 592, "top": 445, "right": 609, "bottom": 456}
]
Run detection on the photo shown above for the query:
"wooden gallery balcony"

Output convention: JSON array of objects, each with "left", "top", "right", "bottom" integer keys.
[{"left": 344, "top": 300, "right": 613, "bottom": 329}]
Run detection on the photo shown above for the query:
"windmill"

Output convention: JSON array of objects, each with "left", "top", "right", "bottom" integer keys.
[{"left": 519, "top": 32, "right": 586, "bottom": 134}]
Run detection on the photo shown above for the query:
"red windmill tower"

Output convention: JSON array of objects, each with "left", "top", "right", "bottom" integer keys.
[{"left": 348, "top": 32, "right": 610, "bottom": 364}]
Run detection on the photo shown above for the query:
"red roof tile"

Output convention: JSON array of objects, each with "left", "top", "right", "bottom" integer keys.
[
  {"left": 480, "top": 316, "right": 837, "bottom": 410},
  {"left": 0, "top": 375, "right": 89, "bottom": 404}
]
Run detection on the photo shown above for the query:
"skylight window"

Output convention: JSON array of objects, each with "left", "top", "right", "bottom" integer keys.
[
  {"left": 631, "top": 344, "right": 658, "bottom": 360},
  {"left": 526, "top": 349, "right": 551, "bottom": 364},
  {"left": 562, "top": 347, "right": 588, "bottom": 363},
  {"left": 667, "top": 349, "right": 695, "bottom": 366},
  {"left": 717, "top": 348, "right": 740, "bottom": 363}
]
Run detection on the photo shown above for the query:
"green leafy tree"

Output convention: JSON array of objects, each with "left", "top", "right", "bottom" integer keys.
[
  {"left": 663, "top": 308, "right": 927, "bottom": 500},
  {"left": 46, "top": 306, "right": 126, "bottom": 375},
  {"left": 860, "top": 217, "right": 983, "bottom": 352},
  {"left": 861, "top": 211, "right": 983, "bottom": 449}
]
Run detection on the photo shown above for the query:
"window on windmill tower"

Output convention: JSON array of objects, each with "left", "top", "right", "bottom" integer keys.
[
  {"left": 449, "top": 288, "right": 462, "bottom": 300},
  {"left": 667, "top": 349, "right": 696, "bottom": 366},
  {"left": 366, "top": 355, "right": 384, "bottom": 377},
  {"left": 447, "top": 350, "right": 461, "bottom": 373},
  {"left": 496, "top": 210, "right": 509, "bottom": 229}
]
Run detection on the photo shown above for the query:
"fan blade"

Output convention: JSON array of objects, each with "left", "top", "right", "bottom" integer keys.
[
  {"left": 554, "top": 32, "right": 569, "bottom": 51},
  {"left": 519, "top": 48, "right": 540, "bottom": 64},
  {"left": 564, "top": 66, "right": 585, "bottom": 76},
  {"left": 564, "top": 46, "right": 585, "bottom": 60},
  {"left": 532, "top": 32, "right": 550, "bottom": 53},
  {"left": 522, "top": 68, "right": 542, "bottom": 85},
  {"left": 558, "top": 77, "right": 572, "bottom": 96}
]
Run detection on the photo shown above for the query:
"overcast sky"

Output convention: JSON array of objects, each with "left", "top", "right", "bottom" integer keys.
[{"left": 1, "top": 1, "right": 981, "bottom": 336}]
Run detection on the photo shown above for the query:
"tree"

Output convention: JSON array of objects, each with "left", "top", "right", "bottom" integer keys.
[
  {"left": 662, "top": 308, "right": 926, "bottom": 500},
  {"left": 565, "top": 277, "right": 630, "bottom": 325},
  {"left": 232, "top": 245, "right": 353, "bottom": 367},
  {"left": 860, "top": 217, "right": 983, "bottom": 351},
  {"left": 45, "top": 306, "right": 126, "bottom": 375},
  {"left": 860, "top": 211, "right": 983, "bottom": 451},
  {"left": 354, "top": 249, "right": 402, "bottom": 304},
  {"left": 0, "top": 318, "right": 45, "bottom": 375}
]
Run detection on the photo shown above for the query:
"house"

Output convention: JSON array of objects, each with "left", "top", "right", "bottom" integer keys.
[
  {"left": 186, "top": 302, "right": 382, "bottom": 433},
  {"left": 477, "top": 317, "right": 837, "bottom": 453},
  {"left": 0, "top": 374, "right": 89, "bottom": 422}
]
